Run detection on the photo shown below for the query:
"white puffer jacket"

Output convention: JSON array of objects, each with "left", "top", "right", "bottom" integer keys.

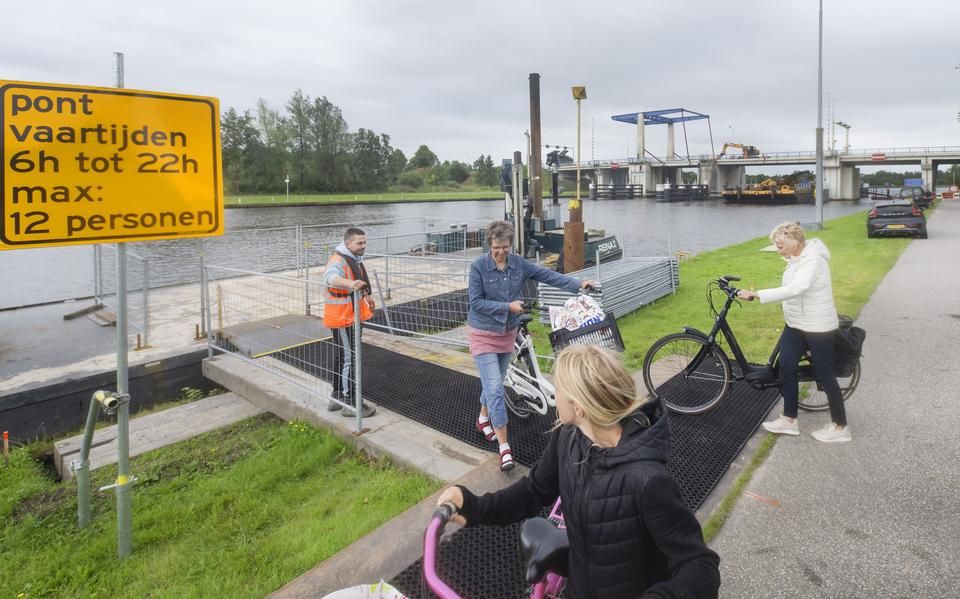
[{"left": 757, "top": 238, "right": 839, "bottom": 332}]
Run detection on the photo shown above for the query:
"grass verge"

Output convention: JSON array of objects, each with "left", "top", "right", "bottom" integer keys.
[
  {"left": 701, "top": 433, "right": 777, "bottom": 543},
  {"left": 1, "top": 414, "right": 439, "bottom": 598}
]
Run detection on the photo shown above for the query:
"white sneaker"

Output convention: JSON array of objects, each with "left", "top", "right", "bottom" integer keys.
[
  {"left": 762, "top": 415, "right": 799, "bottom": 436},
  {"left": 812, "top": 423, "right": 852, "bottom": 443}
]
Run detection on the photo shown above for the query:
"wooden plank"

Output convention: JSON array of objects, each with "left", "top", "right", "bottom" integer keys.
[{"left": 53, "top": 392, "right": 266, "bottom": 480}]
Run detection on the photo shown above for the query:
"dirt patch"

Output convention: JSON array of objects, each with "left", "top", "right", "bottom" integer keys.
[{"left": 12, "top": 485, "right": 72, "bottom": 522}]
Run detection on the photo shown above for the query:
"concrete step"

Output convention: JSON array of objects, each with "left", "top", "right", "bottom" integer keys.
[
  {"left": 87, "top": 309, "right": 117, "bottom": 327},
  {"left": 53, "top": 391, "right": 266, "bottom": 480}
]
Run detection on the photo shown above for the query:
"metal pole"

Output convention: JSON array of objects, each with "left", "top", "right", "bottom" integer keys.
[
  {"left": 296, "top": 224, "right": 302, "bottom": 277},
  {"left": 373, "top": 271, "right": 393, "bottom": 332},
  {"left": 202, "top": 261, "right": 213, "bottom": 358},
  {"left": 707, "top": 117, "right": 717, "bottom": 159},
  {"left": 112, "top": 50, "right": 133, "bottom": 559},
  {"left": 529, "top": 73, "right": 543, "bottom": 219},
  {"left": 92, "top": 247, "right": 100, "bottom": 304},
  {"left": 199, "top": 253, "right": 208, "bottom": 339},
  {"left": 75, "top": 395, "right": 100, "bottom": 528},
  {"left": 385, "top": 236, "right": 391, "bottom": 300},
  {"left": 142, "top": 260, "right": 149, "bottom": 348},
  {"left": 304, "top": 250, "right": 311, "bottom": 316},
  {"left": 815, "top": 0, "right": 825, "bottom": 228},
  {"left": 352, "top": 292, "right": 363, "bottom": 433}
]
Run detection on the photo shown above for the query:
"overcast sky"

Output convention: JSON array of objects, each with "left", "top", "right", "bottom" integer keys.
[{"left": 3, "top": 1, "right": 959, "bottom": 169}]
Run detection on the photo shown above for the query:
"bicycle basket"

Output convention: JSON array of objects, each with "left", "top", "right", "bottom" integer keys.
[{"left": 548, "top": 312, "right": 625, "bottom": 354}]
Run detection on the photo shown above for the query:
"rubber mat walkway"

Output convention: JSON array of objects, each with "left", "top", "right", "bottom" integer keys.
[{"left": 275, "top": 340, "right": 779, "bottom": 598}]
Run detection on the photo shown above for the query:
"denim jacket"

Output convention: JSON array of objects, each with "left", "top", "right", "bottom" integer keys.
[{"left": 467, "top": 252, "right": 581, "bottom": 333}]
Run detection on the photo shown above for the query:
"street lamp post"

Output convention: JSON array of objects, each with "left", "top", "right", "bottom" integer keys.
[
  {"left": 814, "top": 0, "right": 825, "bottom": 228},
  {"left": 285, "top": 175, "right": 290, "bottom": 203},
  {"left": 564, "top": 86, "right": 587, "bottom": 274}
]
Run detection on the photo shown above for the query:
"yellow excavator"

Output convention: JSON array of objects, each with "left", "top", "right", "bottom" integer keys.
[{"left": 718, "top": 142, "right": 760, "bottom": 158}]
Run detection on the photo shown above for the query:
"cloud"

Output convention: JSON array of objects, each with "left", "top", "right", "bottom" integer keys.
[{"left": 2, "top": 0, "right": 958, "bottom": 164}]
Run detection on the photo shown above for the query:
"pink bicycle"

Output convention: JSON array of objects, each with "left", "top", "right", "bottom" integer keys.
[{"left": 423, "top": 499, "right": 569, "bottom": 598}]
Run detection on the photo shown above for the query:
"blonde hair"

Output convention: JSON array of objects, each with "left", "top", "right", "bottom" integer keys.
[
  {"left": 769, "top": 221, "right": 806, "bottom": 246},
  {"left": 553, "top": 345, "right": 646, "bottom": 428}
]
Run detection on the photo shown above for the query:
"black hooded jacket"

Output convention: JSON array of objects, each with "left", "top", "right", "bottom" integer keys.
[{"left": 458, "top": 401, "right": 720, "bottom": 598}]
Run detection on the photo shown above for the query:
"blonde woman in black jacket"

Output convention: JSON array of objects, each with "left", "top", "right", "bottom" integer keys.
[{"left": 437, "top": 345, "right": 720, "bottom": 598}]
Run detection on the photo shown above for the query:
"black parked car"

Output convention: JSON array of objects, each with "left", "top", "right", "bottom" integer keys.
[
  {"left": 867, "top": 200, "right": 927, "bottom": 239},
  {"left": 899, "top": 186, "right": 934, "bottom": 209}
]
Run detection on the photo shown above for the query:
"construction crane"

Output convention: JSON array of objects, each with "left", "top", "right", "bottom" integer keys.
[{"left": 718, "top": 142, "right": 761, "bottom": 158}]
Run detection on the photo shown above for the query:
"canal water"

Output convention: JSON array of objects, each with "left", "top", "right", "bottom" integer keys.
[{"left": 0, "top": 197, "right": 872, "bottom": 310}]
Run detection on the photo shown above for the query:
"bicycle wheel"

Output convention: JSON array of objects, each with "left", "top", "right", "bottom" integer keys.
[
  {"left": 504, "top": 353, "right": 539, "bottom": 419},
  {"left": 798, "top": 359, "right": 861, "bottom": 412},
  {"left": 642, "top": 333, "right": 732, "bottom": 414}
]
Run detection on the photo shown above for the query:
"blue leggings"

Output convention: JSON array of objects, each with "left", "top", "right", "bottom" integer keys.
[{"left": 474, "top": 352, "right": 513, "bottom": 429}]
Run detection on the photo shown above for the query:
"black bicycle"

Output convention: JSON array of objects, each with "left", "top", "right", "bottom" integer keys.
[{"left": 641, "top": 275, "right": 861, "bottom": 414}]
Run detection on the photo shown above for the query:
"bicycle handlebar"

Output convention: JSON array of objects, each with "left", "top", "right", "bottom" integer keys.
[{"left": 424, "top": 502, "right": 463, "bottom": 599}]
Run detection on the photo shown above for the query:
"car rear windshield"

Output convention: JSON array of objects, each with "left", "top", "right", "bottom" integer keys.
[
  {"left": 875, "top": 204, "right": 915, "bottom": 216},
  {"left": 899, "top": 188, "right": 922, "bottom": 198}
]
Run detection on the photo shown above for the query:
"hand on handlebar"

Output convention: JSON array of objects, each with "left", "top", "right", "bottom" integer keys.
[
  {"left": 737, "top": 290, "right": 758, "bottom": 301},
  {"left": 509, "top": 300, "right": 526, "bottom": 314},
  {"left": 437, "top": 487, "right": 467, "bottom": 526}
]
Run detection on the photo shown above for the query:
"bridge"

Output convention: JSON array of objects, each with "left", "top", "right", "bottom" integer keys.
[{"left": 554, "top": 108, "right": 960, "bottom": 199}]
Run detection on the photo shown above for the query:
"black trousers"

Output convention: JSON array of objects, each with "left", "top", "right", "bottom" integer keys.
[
  {"left": 780, "top": 324, "right": 847, "bottom": 426},
  {"left": 331, "top": 325, "right": 357, "bottom": 399}
]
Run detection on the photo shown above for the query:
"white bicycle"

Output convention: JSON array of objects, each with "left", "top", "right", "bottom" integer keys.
[
  {"left": 503, "top": 308, "right": 555, "bottom": 418},
  {"left": 503, "top": 289, "right": 619, "bottom": 419}
]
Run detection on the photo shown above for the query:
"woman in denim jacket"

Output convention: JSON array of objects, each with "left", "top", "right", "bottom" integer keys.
[{"left": 468, "top": 221, "right": 593, "bottom": 471}]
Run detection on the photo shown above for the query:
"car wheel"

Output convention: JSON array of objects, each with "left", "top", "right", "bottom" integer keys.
[{"left": 919, "top": 228, "right": 928, "bottom": 239}]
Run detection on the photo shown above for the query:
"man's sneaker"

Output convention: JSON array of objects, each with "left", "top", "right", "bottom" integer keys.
[
  {"left": 342, "top": 401, "right": 377, "bottom": 418},
  {"left": 812, "top": 423, "right": 852, "bottom": 443},
  {"left": 762, "top": 415, "right": 800, "bottom": 436},
  {"left": 327, "top": 392, "right": 343, "bottom": 412}
]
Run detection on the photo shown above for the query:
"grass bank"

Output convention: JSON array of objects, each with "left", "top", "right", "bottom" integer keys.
[
  {"left": 225, "top": 190, "right": 501, "bottom": 206},
  {"left": 1, "top": 415, "right": 439, "bottom": 598},
  {"left": 615, "top": 209, "right": 910, "bottom": 370}
]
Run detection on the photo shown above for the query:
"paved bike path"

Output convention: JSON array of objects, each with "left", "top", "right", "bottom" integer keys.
[{"left": 711, "top": 201, "right": 960, "bottom": 597}]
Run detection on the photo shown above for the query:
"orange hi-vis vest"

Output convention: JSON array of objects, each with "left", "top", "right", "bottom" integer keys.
[{"left": 323, "top": 253, "right": 373, "bottom": 328}]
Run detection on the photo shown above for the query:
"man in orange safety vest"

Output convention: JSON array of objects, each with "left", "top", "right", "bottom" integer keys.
[{"left": 323, "top": 227, "right": 376, "bottom": 418}]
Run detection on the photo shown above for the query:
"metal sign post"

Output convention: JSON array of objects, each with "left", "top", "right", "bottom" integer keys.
[
  {"left": 112, "top": 51, "right": 134, "bottom": 559},
  {"left": 1, "top": 56, "right": 224, "bottom": 558}
]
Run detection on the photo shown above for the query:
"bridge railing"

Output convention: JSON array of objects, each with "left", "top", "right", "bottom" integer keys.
[{"left": 560, "top": 146, "right": 960, "bottom": 168}]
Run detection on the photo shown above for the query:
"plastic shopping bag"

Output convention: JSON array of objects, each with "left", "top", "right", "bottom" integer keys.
[
  {"left": 321, "top": 580, "right": 408, "bottom": 599},
  {"left": 549, "top": 294, "right": 605, "bottom": 332}
]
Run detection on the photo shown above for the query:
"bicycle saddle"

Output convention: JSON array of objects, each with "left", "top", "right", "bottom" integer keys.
[
  {"left": 518, "top": 313, "right": 534, "bottom": 325},
  {"left": 519, "top": 517, "right": 569, "bottom": 584}
]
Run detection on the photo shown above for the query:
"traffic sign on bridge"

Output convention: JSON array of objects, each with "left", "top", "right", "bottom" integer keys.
[{"left": 0, "top": 80, "right": 223, "bottom": 250}]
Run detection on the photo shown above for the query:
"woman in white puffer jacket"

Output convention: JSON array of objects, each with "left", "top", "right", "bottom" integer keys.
[{"left": 738, "top": 222, "right": 850, "bottom": 443}]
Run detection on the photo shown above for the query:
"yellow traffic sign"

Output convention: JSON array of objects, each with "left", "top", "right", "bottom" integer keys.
[{"left": 1, "top": 80, "right": 223, "bottom": 249}]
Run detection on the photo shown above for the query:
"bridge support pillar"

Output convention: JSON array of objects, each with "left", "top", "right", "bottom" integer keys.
[
  {"left": 710, "top": 163, "right": 746, "bottom": 193},
  {"left": 921, "top": 158, "right": 936, "bottom": 192},
  {"left": 824, "top": 159, "right": 860, "bottom": 200}
]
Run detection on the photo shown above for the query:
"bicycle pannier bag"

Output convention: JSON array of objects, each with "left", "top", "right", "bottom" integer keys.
[{"left": 833, "top": 323, "right": 865, "bottom": 377}]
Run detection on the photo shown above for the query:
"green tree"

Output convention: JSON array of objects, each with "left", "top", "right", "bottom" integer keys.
[
  {"left": 255, "top": 98, "right": 291, "bottom": 192},
  {"left": 221, "top": 107, "right": 267, "bottom": 193},
  {"left": 306, "top": 96, "right": 351, "bottom": 191},
  {"left": 387, "top": 148, "right": 407, "bottom": 185},
  {"left": 350, "top": 129, "right": 394, "bottom": 191},
  {"left": 473, "top": 154, "right": 499, "bottom": 187},
  {"left": 408, "top": 145, "right": 439, "bottom": 170},
  {"left": 286, "top": 89, "right": 312, "bottom": 192},
  {"left": 446, "top": 160, "right": 471, "bottom": 184}
]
